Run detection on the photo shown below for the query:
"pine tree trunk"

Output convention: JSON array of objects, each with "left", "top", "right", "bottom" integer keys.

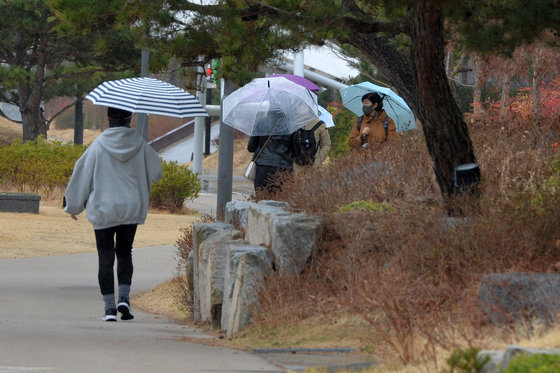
[
  {"left": 411, "top": 1, "right": 477, "bottom": 200},
  {"left": 346, "top": 0, "right": 478, "bottom": 209},
  {"left": 21, "top": 104, "right": 47, "bottom": 142},
  {"left": 19, "top": 41, "right": 47, "bottom": 143}
]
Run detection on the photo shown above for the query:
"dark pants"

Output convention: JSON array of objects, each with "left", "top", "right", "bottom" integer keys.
[
  {"left": 254, "top": 165, "right": 290, "bottom": 193},
  {"left": 94, "top": 224, "right": 137, "bottom": 295}
]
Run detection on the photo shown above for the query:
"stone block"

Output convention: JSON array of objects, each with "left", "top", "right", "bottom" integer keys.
[
  {"left": 0, "top": 192, "right": 41, "bottom": 213},
  {"left": 479, "top": 345, "right": 560, "bottom": 373},
  {"left": 221, "top": 244, "right": 272, "bottom": 329},
  {"left": 479, "top": 273, "right": 560, "bottom": 324},
  {"left": 227, "top": 251, "right": 274, "bottom": 337},
  {"left": 225, "top": 201, "right": 253, "bottom": 230},
  {"left": 246, "top": 203, "right": 290, "bottom": 247},
  {"left": 191, "top": 222, "right": 235, "bottom": 323},
  {"left": 198, "top": 229, "right": 243, "bottom": 327},
  {"left": 270, "top": 213, "right": 325, "bottom": 275}
]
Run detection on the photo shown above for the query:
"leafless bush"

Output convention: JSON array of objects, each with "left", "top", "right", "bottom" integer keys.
[
  {"left": 253, "top": 117, "right": 560, "bottom": 364},
  {"left": 173, "top": 214, "right": 214, "bottom": 318}
]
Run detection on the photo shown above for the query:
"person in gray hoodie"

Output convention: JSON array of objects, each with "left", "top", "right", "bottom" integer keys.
[{"left": 64, "top": 107, "right": 163, "bottom": 322}]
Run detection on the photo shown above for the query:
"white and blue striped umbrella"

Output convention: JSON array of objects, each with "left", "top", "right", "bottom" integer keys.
[{"left": 85, "top": 77, "right": 208, "bottom": 118}]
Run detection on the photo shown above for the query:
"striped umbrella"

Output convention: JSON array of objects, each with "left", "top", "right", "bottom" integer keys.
[{"left": 85, "top": 77, "right": 208, "bottom": 118}]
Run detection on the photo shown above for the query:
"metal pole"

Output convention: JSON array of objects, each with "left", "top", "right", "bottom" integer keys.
[
  {"left": 193, "top": 66, "right": 205, "bottom": 175},
  {"left": 293, "top": 51, "right": 304, "bottom": 77},
  {"left": 137, "top": 47, "right": 150, "bottom": 141},
  {"left": 73, "top": 97, "right": 83, "bottom": 145},
  {"left": 204, "top": 89, "right": 212, "bottom": 156},
  {"left": 216, "top": 79, "right": 234, "bottom": 221}
]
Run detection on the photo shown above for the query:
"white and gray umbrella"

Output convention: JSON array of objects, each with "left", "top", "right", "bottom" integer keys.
[{"left": 85, "top": 77, "right": 208, "bottom": 118}]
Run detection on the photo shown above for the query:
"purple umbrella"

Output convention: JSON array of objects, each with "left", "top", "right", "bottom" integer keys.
[{"left": 268, "top": 74, "right": 320, "bottom": 92}]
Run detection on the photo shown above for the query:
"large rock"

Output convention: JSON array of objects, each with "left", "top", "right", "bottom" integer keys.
[
  {"left": 226, "top": 251, "right": 274, "bottom": 337},
  {"left": 191, "top": 222, "right": 236, "bottom": 322},
  {"left": 270, "top": 213, "right": 325, "bottom": 275},
  {"left": 225, "top": 201, "right": 253, "bottom": 230},
  {"left": 479, "top": 273, "right": 560, "bottom": 324},
  {"left": 479, "top": 345, "right": 560, "bottom": 373},
  {"left": 246, "top": 203, "right": 291, "bottom": 247},
  {"left": 192, "top": 222, "right": 243, "bottom": 324},
  {"left": 221, "top": 244, "right": 272, "bottom": 330},
  {"left": 258, "top": 200, "right": 291, "bottom": 210}
]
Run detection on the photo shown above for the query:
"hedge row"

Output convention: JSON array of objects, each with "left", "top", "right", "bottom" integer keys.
[{"left": 0, "top": 138, "right": 200, "bottom": 211}]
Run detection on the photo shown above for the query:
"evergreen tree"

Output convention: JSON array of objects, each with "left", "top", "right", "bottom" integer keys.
[
  {"left": 48, "top": 0, "right": 560, "bottom": 209},
  {"left": 156, "top": 0, "right": 559, "bottom": 208},
  {"left": 0, "top": 0, "right": 140, "bottom": 142}
]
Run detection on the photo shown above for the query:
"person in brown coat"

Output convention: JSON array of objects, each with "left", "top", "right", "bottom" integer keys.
[{"left": 348, "top": 92, "right": 397, "bottom": 150}]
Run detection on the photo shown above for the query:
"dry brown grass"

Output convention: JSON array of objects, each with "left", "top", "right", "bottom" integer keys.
[
  {"left": 218, "top": 115, "right": 560, "bottom": 371},
  {"left": 0, "top": 116, "right": 22, "bottom": 145},
  {"left": 186, "top": 132, "right": 254, "bottom": 170},
  {"left": 48, "top": 128, "right": 102, "bottom": 144},
  {"left": 0, "top": 199, "right": 199, "bottom": 259},
  {"left": 7, "top": 104, "right": 560, "bottom": 371},
  {"left": 132, "top": 277, "right": 192, "bottom": 322}
]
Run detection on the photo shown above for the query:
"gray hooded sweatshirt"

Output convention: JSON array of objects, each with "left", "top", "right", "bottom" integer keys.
[{"left": 64, "top": 127, "right": 163, "bottom": 230}]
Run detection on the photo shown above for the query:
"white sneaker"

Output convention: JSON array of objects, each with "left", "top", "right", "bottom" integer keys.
[{"left": 103, "top": 308, "right": 117, "bottom": 322}]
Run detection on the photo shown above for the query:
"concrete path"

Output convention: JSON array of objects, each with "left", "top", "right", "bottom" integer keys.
[{"left": 0, "top": 245, "right": 283, "bottom": 373}]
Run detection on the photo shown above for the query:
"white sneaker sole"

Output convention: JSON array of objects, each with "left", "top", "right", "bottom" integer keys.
[{"left": 103, "top": 314, "right": 117, "bottom": 322}]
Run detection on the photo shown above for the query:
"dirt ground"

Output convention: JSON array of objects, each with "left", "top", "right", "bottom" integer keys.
[
  {"left": 0, "top": 200, "right": 197, "bottom": 259},
  {"left": 0, "top": 117, "right": 102, "bottom": 145},
  {"left": 0, "top": 116, "right": 22, "bottom": 145}
]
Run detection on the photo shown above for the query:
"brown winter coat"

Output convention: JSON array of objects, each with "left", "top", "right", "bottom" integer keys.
[{"left": 348, "top": 110, "right": 397, "bottom": 150}]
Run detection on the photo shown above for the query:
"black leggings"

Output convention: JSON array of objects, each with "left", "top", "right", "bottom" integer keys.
[{"left": 94, "top": 224, "right": 137, "bottom": 295}]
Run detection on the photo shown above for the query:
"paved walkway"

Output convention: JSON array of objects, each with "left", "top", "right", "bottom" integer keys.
[
  {"left": 0, "top": 177, "right": 374, "bottom": 372},
  {"left": 0, "top": 245, "right": 283, "bottom": 373},
  {"left": 184, "top": 170, "right": 254, "bottom": 216}
]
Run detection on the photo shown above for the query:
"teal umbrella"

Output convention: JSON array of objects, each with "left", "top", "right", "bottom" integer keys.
[{"left": 339, "top": 82, "right": 416, "bottom": 132}]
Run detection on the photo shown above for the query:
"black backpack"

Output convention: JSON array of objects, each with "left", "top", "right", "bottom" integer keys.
[{"left": 292, "top": 121, "right": 323, "bottom": 166}]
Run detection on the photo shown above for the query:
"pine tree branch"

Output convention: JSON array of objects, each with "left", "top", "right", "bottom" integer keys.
[
  {"left": 172, "top": 0, "right": 407, "bottom": 37},
  {"left": 46, "top": 99, "right": 78, "bottom": 127}
]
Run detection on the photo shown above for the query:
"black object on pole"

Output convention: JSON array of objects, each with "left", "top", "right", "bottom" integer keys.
[
  {"left": 216, "top": 80, "right": 234, "bottom": 221},
  {"left": 73, "top": 97, "right": 84, "bottom": 145},
  {"left": 453, "top": 163, "right": 481, "bottom": 195},
  {"left": 449, "top": 162, "right": 481, "bottom": 216},
  {"left": 204, "top": 89, "right": 212, "bottom": 156}
]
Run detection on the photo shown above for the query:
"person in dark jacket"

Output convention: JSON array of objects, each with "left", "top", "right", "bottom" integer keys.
[{"left": 247, "top": 113, "right": 294, "bottom": 193}]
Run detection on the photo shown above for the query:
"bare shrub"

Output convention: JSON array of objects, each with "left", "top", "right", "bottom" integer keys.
[
  {"left": 252, "top": 115, "right": 560, "bottom": 364},
  {"left": 173, "top": 214, "right": 214, "bottom": 319}
]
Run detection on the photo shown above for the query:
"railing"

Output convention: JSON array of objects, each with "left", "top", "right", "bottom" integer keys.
[{"left": 148, "top": 119, "right": 195, "bottom": 152}]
